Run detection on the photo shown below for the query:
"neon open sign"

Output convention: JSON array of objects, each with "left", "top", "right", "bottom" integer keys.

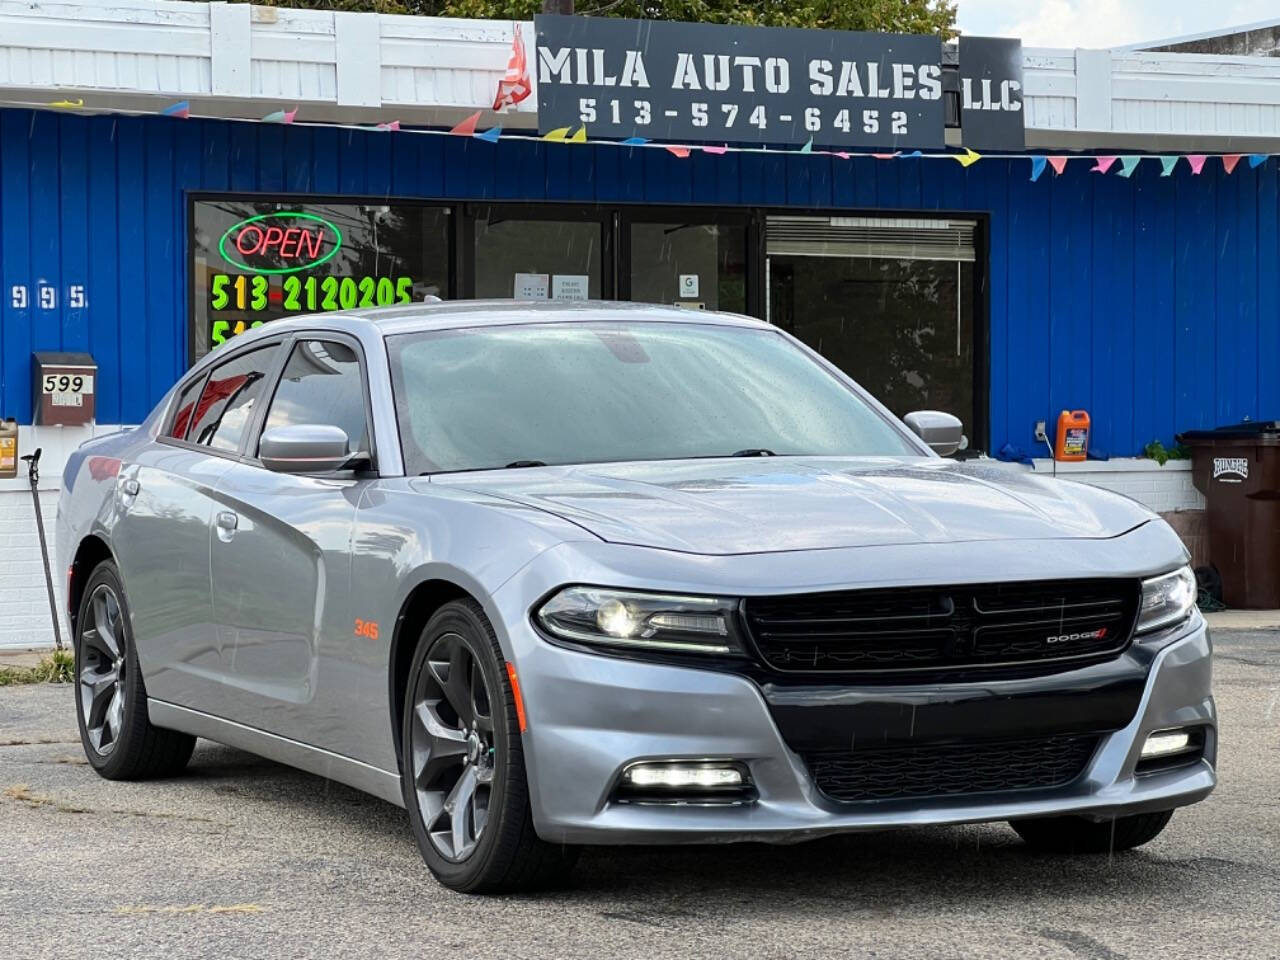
[{"left": 218, "top": 212, "right": 343, "bottom": 275}]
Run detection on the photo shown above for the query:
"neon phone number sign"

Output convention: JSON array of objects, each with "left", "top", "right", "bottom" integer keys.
[{"left": 218, "top": 212, "right": 343, "bottom": 274}]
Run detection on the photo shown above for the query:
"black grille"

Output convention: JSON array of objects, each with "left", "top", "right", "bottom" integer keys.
[
  {"left": 806, "top": 734, "right": 1099, "bottom": 803},
  {"left": 743, "top": 579, "right": 1139, "bottom": 675}
]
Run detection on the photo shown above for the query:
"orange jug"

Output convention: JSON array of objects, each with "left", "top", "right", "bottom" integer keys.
[{"left": 1055, "top": 410, "right": 1090, "bottom": 461}]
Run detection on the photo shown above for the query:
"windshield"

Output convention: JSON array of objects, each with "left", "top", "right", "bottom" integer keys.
[{"left": 387, "top": 320, "right": 918, "bottom": 474}]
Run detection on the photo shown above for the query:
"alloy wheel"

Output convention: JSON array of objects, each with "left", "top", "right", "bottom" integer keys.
[
  {"left": 78, "top": 583, "right": 128, "bottom": 756},
  {"left": 409, "top": 632, "right": 497, "bottom": 862}
]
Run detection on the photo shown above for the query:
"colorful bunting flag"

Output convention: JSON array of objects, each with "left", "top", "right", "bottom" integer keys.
[
  {"left": 954, "top": 148, "right": 981, "bottom": 168},
  {"left": 620, "top": 137, "right": 649, "bottom": 146},
  {"left": 799, "top": 138, "right": 814, "bottom": 154},
  {"left": 1117, "top": 156, "right": 1141, "bottom": 178},
  {"left": 492, "top": 23, "right": 532, "bottom": 111},
  {"left": 49, "top": 99, "right": 84, "bottom": 109},
  {"left": 375, "top": 120, "right": 401, "bottom": 132},
  {"left": 451, "top": 112, "right": 482, "bottom": 136},
  {"left": 903, "top": 150, "right": 923, "bottom": 158},
  {"left": 567, "top": 126, "right": 587, "bottom": 143},
  {"left": 263, "top": 107, "right": 297, "bottom": 124},
  {"left": 1187, "top": 154, "right": 1207, "bottom": 175},
  {"left": 161, "top": 101, "right": 190, "bottom": 119},
  {"left": 1091, "top": 156, "right": 1117, "bottom": 174},
  {"left": 834, "top": 152, "right": 851, "bottom": 160},
  {"left": 1048, "top": 156, "right": 1068, "bottom": 175},
  {"left": 666, "top": 146, "right": 691, "bottom": 159},
  {"left": 474, "top": 125, "right": 502, "bottom": 143},
  {"left": 872, "top": 151, "right": 900, "bottom": 160},
  {"left": 1159, "top": 156, "right": 1179, "bottom": 177},
  {"left": 1221, "top": 154, "right": 1241, "bottom": 174},
  {"left": 701, "top": 145, "right": 729, "bottom": 155},
  {"left": 1249, "top": 154, "right": 1267, "bottom": 169},
  {"left": 1030, "top": 156, "right": 1047, "bottom": 182}
]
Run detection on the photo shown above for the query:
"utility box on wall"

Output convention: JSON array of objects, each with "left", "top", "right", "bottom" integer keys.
[{"left": 32, "top": 353, "right": 96, "bottom": 426}]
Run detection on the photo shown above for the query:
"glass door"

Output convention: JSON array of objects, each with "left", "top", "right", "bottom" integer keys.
[
  {"left": 620, "top": 211, "right": 750, "bottom": 314},
  {"left": 468, "top": 204, "right": 611, "bottom": 302},
  {"left": 766, "top": 215, "right": 978, "bottom": 445}
]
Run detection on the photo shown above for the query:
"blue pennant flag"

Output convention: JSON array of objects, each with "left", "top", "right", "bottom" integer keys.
[
  {"left": 474, "top": 125, "right": 502, "bottom": 143},
  {"left": 1249, "top": 154, "right": 1267, "bottom": 169},
  {"left": 1029, "top": 156, "right": 1047, "bottom": 182},
  {"left": 620, "top": 137, "right": 649, "bottom": 146}
]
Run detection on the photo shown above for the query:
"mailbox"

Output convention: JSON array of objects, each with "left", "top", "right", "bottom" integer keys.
[{"left": 32, "top": 352, "right": 96, "bottom": 426}]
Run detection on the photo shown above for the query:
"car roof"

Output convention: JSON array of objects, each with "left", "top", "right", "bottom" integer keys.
[{"left": 229, "top": 300, "right": 769, "bottom": 344}]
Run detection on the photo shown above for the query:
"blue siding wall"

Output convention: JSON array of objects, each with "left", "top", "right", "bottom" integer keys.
[{"left": 1, "top": 107, "right": 1277, "bottom": 454}]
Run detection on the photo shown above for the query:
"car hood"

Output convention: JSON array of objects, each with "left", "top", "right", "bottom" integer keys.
[{"left": 435, "top": 457, "right": 1154, "bottom": 556}]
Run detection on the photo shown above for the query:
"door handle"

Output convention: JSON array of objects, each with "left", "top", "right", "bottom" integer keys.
[
  {"left": 215, "top": 511, "right": 238, "bottom": 531},
  {"left": 121, "top": 478, "right": 140, "bottom": 496}
]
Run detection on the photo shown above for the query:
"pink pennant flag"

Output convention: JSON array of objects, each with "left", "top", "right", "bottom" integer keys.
[
  {"left": 834, "top": 152, "right": 851, "bottom": 160},
  {"left": 1187, "top": 154, "right": 1207, "bottom": 175},
  {"left": 872, "top": 152, "right": 900, "bottom": 160},
  {"left": 665, "top": 146, "right": 691, "bottom": 159},
  {"left": 1221, "top": 154, "right": 1242, "bottom": 174},
  {"left": 1048, "top": 156, "right": 1068, "bottom": 175},
  {"left": 449, "top": 111, "right": 481, "bottom": 136},
  {"left": 1091, "top": 156, "right": 1117, "bottom": 174},
  {"left": 263, "top": 107, "right": 297, "bottom": 124},
  {"left": 376, "top": 120, "right": 401, "bottom": 132},
  {"left": 701, "top": 145, "right": 729, "bottom": 155}
]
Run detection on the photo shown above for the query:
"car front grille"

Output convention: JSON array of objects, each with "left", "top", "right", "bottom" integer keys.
[
  {"left": 743, "top": 579, "right": 1139, "bottom": 676},
  {"left": 805, "top": 734, "right": 1100, "bottom": 803}
]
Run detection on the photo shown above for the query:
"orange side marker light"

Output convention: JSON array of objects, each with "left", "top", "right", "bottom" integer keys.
[{"left": 505, "top": 662, "right": 528, "bottom": 733}]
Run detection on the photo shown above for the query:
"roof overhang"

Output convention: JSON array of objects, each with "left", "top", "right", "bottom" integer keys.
[{"left": 4, "top": 0, "right": 1280, "bottom": 150}]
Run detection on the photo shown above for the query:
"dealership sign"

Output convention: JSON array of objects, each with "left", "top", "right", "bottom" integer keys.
[{"left": 534, "top": 15, "right": 1024, "bottom": 151}]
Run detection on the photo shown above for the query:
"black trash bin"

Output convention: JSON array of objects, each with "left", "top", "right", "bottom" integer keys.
[{"left": 1177, "top": 420, "right": 1280, "bottom": 609}]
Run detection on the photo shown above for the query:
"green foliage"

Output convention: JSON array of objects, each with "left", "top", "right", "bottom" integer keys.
[
  {"left": 0, "top": 650, "right": 74, "bottom": 686},
  {"left": 1143, "top": 439, "right": 1190, "bottom": 466},
  {"left": 224, "top": 0, "right": 957, "bottom": 36}
]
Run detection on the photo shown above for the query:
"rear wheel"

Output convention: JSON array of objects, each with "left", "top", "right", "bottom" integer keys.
[
  {"left": 74, "top": 560, "right": 196, "bottom": 779},
  {"left": 1010, "top": 809, "right": 1174, "bottom": 853},
  {"left": 401, "top": 599, "right": 577, "bottom": 893}
]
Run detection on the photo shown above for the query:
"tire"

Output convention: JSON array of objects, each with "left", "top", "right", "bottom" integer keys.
[
  {"left": 400, "top": 599, "right": 578, "bottom": 893},
  {"left": 73, "top": 560, "right": 196, "bottom": 780},
  {"left": 1010, "top": 809, "right": 1174, "bottom": 854}
]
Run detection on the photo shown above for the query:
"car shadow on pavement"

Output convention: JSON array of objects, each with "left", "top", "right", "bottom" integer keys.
[{"left": 177, "top": 740, "right": 1242, "bottom": 914}]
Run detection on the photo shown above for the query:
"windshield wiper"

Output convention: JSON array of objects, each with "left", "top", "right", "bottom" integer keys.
[
  {"left": 505, "top": 460, "right": 548, "bottom": 468},
  {"left": 731, "top": 448, "right": 776, "bottom": 457}
]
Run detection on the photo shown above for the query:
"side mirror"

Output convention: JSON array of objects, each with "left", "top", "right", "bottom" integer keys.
[
  {"left": 904, "top": 410, "right": 964, "bottom": 457},
  {"left": 259, "top": 424, "right": 350, "bottom": 474}
]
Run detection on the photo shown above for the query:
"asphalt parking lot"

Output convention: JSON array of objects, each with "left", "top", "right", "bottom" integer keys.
[{"left": 2, "top": 630, "right": 1277, "bottom": 960}]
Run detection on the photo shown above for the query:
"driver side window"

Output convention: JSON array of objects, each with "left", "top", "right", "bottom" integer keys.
[{"left": 259, "top": 339, "right": 372, "bottom": 461}]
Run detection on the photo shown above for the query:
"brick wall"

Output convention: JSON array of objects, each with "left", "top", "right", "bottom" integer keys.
[
  {"left": 1024, "top": 458, "right": 1204, "bottom": 514},
  {"left": 0, "top": 488, "right": 70, "bottom": 649}
]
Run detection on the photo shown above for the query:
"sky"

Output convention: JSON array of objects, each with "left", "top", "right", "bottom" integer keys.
[{"left": 957, "top": 0, "right": 1280, "bottom": 48}]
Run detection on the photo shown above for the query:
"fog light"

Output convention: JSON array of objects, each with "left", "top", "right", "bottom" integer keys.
[
  {"left": 1141, "top": 729, "right": 1195, "bottom": 759},
  {"left": 623, "top": 762, "right": 745, "bottom": 790}
]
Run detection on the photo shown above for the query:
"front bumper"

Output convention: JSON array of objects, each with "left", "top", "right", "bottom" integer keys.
[{"left": 505, "top": 605, "right": 1215, "bottom": 845}]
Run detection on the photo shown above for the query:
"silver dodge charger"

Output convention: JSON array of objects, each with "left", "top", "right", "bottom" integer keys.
[{"left": 57, "top": 302, "right": 1215, "bottom": 893}]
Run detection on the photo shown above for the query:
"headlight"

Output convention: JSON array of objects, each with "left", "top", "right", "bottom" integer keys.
[
  {"left": 1136, "top": 566, "right": 1197, "bottom": 634},
  {"left": 535, "top": 586, "right": 746, "bottom": 656}
]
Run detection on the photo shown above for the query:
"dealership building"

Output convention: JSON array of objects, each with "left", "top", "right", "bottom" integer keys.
[{"left": 1, "top": 1, "right": 1280, "bottom": 647}]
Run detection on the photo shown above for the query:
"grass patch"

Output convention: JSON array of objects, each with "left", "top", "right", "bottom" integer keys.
[{"left": 0, "top": 649, "right": 74, "bottom": 686}]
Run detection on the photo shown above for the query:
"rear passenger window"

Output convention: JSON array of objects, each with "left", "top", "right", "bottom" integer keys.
[
  {"left": 188, "top": 346, "right": 276, "bottom": 452},
  {"left": 260, "top": 340, "right": 371, "bottom": 456},
  {"left": 168, "top": 376, "right": 205, "bottom": 440}
]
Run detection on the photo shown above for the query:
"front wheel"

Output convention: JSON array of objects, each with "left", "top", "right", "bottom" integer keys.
[
  {"left": 401, "top": 599, "right": 577, "bottom": 893},
  {"left": 1010, "top": 809, "right": 1174, "bottom": 854}
]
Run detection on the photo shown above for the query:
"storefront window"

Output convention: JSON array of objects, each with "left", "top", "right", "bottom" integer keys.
[
  {"left": 190, "top": 198, "right": 450, "bottom": 362},
  {"left": 628, "top": 222, "right": 746, "bottom": 313},
  {"left": 473, "top": 215, "right": 602, "bottom": 301},
  {"left": 766, "top": 216, "right": 978, "bottom": 443}
]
